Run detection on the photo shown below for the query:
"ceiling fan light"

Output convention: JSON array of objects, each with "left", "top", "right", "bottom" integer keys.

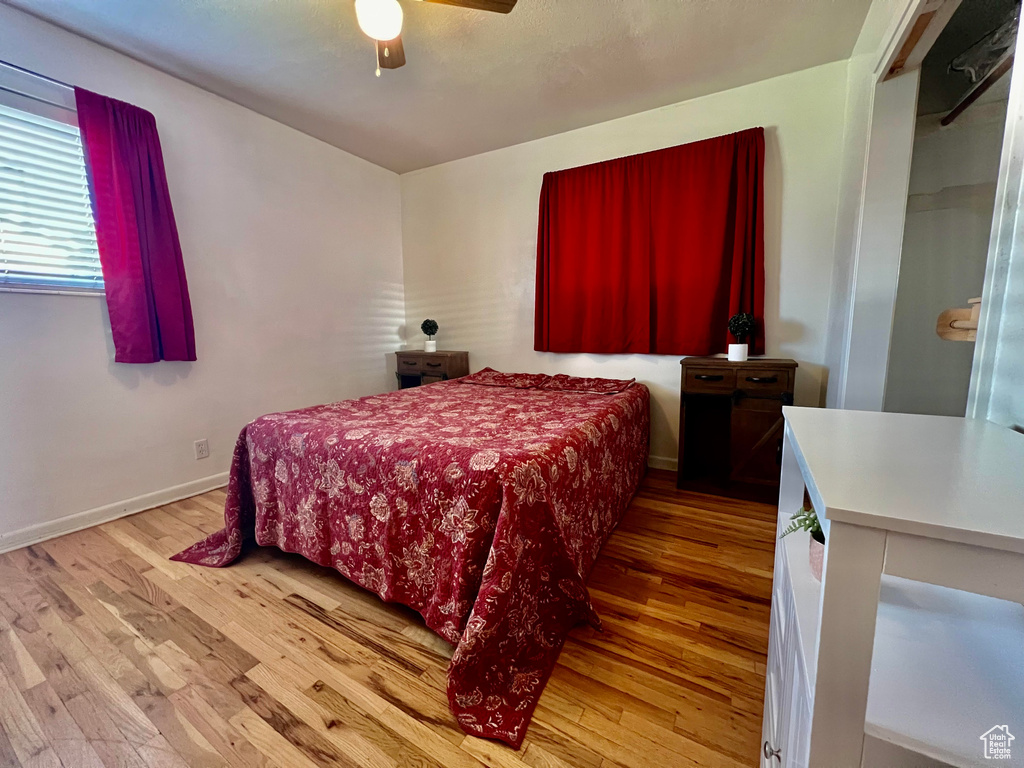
[{"left": 355, "top": 0, "right": 404, "bottom": 42}]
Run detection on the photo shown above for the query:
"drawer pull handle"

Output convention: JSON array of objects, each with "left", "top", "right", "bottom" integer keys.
[
  {"left": 746, "top": 376, "right": 778, "bottom": 384},
  {"left": 763, "top": 741, "right": 781, "bottom": 762},
  {"left": 427, "top": 362, "right": 442, "bottom": 368},
  {"left": 403, "top": 360, "right": 417, "bottom": 366},
  {"left": 694, "top": 374, "right": 724, "bottom": 382}
]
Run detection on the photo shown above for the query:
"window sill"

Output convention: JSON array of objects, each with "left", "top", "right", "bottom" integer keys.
[{"left": 0, "top": 285, "right": 105, "bottom": 297}]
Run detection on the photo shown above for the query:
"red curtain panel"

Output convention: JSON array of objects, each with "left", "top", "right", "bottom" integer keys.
[
  {"left": 534, "top": 127, "right": 765, "bottom": 356},
  {"left": 535, "top": 154, "right": 651, "bottom": 353},
  {"left": 76, "top": 88, "right": 196, "bottom": 363}
]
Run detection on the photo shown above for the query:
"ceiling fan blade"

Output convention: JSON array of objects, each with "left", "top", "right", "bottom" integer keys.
[
  {"left": 421, "top": 0, "right": 517, "bottom": 13},
  {"left": 377, "top": 33, "right": 406, "bottom": 69}
]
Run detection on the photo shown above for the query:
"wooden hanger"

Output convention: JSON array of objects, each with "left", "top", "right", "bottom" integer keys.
[{"left": 936, "top": 297, "right": 981, "bottom": 341}]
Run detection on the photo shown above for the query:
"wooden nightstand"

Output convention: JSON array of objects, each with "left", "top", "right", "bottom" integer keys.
[
  {"left": 677, "top": 356, "right": 798, "bottom": 501},
  {"left": 395, "top": 351, "right": 470, "bottom": 389}
]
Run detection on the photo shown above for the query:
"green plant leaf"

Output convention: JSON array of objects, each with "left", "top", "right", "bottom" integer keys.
[{"left": 779, "top": 505, "right": 823, "bottom": 543}]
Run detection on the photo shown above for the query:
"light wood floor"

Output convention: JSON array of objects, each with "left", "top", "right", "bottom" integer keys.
[{"left": 0, "top": 470, "right": 775, "bottom": 768}]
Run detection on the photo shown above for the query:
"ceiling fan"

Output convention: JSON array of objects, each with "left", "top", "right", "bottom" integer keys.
[{"left": 353, "top": 0, "right": 518, "bottom": 75}]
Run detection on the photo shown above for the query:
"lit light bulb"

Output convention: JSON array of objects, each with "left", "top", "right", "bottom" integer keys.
[{"left": 355, "top": 0, "right": 403, "bottom": 42}]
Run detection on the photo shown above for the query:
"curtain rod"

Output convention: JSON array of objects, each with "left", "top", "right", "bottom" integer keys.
[
  {"left": 0, "top": 59, "right": 74, "bottom": 91},
  {"left": 0, "top": 59, "right": 76, "bottom": 112},
  {"left": 0, "top": 86, "right": 73, "bottom": 112}
]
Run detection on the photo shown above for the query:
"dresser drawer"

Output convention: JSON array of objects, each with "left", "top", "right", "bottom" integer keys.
[
  {"left": 737, "top": 368, "right": 791, "bottom": 396},
  {"left": 684, "top": 367, "right": 737, "bottom": 392}
]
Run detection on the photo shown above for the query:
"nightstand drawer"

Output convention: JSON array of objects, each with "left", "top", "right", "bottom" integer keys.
[
  {"left": 684, "top": 367, "right": 737, "bottom": 392},
  {"left": 397, "top": 355, "right": 441, "bottom": 373},
  {"left": 395, "top": 351, "right": 470, "bottom": 389},
  {"left": 737, "top": 369, "right": 791, "bottom": 396}
]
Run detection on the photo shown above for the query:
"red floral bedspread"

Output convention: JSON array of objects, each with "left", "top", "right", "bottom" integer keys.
[{"left": 172, "top": 374, "right": 650, "bottom": 747}]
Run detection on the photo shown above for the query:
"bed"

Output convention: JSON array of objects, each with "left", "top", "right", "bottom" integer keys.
[{"left": 172, "top": 368, "right": 650, "bottom": 747}]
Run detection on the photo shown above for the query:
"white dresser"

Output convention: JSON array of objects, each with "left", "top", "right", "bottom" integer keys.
[{"left": 763, "top": 408, "right": 1024, "bottom": 768}]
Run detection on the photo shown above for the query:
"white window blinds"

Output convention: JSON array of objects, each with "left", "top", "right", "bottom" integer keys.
[{"left": 0, "top": 101, "right": 103, "bottom": 293}]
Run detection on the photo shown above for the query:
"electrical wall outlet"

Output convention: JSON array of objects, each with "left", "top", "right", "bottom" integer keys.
[{"left": 194, "top": 439, "right": 210, "bottom": 460}]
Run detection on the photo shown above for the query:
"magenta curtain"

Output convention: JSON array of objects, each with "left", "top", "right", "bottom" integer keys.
[{"left": 75, "top": 88, "right": 196, "bottom": 363}]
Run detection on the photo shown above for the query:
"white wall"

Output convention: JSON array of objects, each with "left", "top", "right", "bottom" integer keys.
[
  {"left": 823, "top": 0, "right": 919, "bottom": 410},
  {"left": 0, "top": 6, "right": 405, "bottom": 548},
  {"left": 823, "top": 51, "right": 877, "bottom": 410},
  {"left": 400, "top": 62, "right": 850, "bottom": 465},
  {"left": 885, "top": 99, "right": 1007, "bottom": 416},
  {"left": 841, "top": 70, "right": 921, "bottom": 412}
]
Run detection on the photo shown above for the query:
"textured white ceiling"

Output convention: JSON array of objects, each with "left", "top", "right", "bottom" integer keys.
[{"left": 3, "top": 0, "right": 873, "bottom": 173}]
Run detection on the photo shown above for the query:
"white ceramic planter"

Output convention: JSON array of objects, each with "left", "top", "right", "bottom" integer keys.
[
  {"left": 424, "top": 340, "right": 437, "bottom": 352},
  {"left": 728, "top": 343, "right": 749, "bottom": 362}
]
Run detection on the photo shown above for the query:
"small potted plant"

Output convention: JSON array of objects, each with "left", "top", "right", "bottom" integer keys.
[
  {"left": 781, "top": 503, "right": 825, "bottom": 581},
  {"left": 421, "top": 319, "right": 439, "bottom": 352},
  {"left": 727, "top": 312, "right": 756, "bottom": 362}
]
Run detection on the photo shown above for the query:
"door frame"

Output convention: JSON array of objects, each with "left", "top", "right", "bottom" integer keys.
[
  {"left": 832, "top": 0, "right": 967, "bottom": 411},
  {"left": 967, "top": 10, "right": 1024, "bottom": 425}
]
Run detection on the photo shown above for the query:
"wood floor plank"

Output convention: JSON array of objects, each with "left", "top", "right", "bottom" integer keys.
[
  {"left": 0, "top": 470, "right": 775, "bottom": 767},
  {"left": 124, "top": 677, "right": 227, "bottom": 768},
  {"left": 69, "top": 654, "right": 161, "bottom": 746},
  {"left": 168, "top": 684, "right": 274, "bottom": 768},
  {"left": 521, "top": 742, "right": 578, "bottom": 768},
  {"left": 61, "top": 691, "right": 134, "bottom": 743},
  {"left": 31, "top": 576, "right": 85, "bottom": 624},
  {"left": 584, "top": 707, "right": 745, "bottom": 768},
  {"left": 246, "top": 662, "right": 396, "bottom": 768},
  {"left": 0, "top": 721, "right": 21, "bottom": 768},
  {"left": 99, "top": 524, "right": 193, "bottom": 583},
  {"left": 228, "top": 707, "right": 323, "bottom": 768},
  {"left": 0, "top": 668, "right": 49, "bottom": 765},
  {"left": 134, "top": 734, "right": 193, "bottom": 768},
  {"left": 303, "top": 678, "right": 487, "bottom": 768},
  {"left": 0, "top": 628, "right": 47, "bottom": 691},
  {"left": 301, "top": 678, "right": 442, "bottom": 768},
  {"left": 230, "top": 673, "right": 361, "bottom": 768},
  {"left": 458, "top": 734, "right": 537, "bottom": 768},
  {"left": 17, "top": 745, "right": 62, "bottom": 768},
  {"left": 21, "top": 681, "right": 106, "bottom": 768}
]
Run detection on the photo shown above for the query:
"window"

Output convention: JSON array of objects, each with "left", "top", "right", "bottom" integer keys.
[{"left": 0, "top": 65, "right": 102, "bottom": 294}]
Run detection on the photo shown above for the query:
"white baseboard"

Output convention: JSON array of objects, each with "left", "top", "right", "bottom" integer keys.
[
  {"left": 0, "top": 472, "right": 229, "bottom": 555},
  {"left": 648, "top": 455, "right": 678, "bottom": 472},
  {"left": 1, "top": 456, "right": 675, "bottom": 556}
]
